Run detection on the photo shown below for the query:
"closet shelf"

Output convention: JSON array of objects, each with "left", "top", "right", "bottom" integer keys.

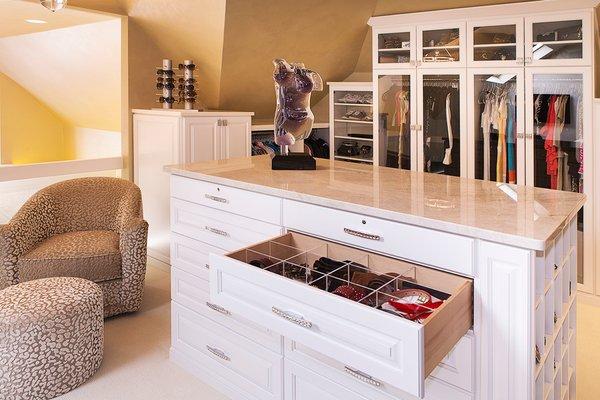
[
  {"left": 422, "top": 45, "right": 460, "bottom": 50},
  {"left": 334, "top": 155, "right": 374, "bottom": 163},
  {"left": 334, "top": 135, "right": 374, "bottom": 141},
  {"left": 333, "top": 102, "right": 373, "bottom": 107},
  {"left": 334, "top": 118, "right": 373, "bottom": 125},
  {"left": 378, "top": 48, "right": 410, "bottom": 52},
  {"left": 473, "top": 43, "right": 517, "bottom": 48},
  {"left": 533, "top": 40, "right": 583, "bottom": 46}
]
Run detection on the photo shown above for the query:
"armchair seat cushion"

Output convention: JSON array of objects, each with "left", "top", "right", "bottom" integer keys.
[{"left": 17, "top": 230, "right": 122, "bottom": 283}]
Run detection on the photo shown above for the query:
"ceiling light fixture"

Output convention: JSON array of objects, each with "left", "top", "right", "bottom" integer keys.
[
  {"left": 40, "top": 0, "right": 68, "bottom": 12},
  {"left": 25, "top": 19, "right": 48, "bottom": 24}
]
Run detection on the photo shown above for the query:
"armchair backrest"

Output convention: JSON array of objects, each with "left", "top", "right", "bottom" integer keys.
[{"left": 43, "top": 177, "right": 143, "bottom": 233}]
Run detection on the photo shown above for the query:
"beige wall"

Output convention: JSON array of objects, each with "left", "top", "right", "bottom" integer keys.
[{"left": 0, "top": 73, "right": 70, "bottom": 164}]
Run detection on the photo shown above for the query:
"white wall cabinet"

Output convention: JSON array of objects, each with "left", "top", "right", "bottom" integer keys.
[
  {"left": 370, "top": 2, "right": 597, "bottom": 293},
  {"left": 133, "top": 109, "right": 253, "bottom": 264}
]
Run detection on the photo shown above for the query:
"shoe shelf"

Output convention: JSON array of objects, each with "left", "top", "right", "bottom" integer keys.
[
  {"left": 328, "top": 82, "right": 376, "bottom": 164},
  {"left": 534, "top": 218, "right": 577, "bottom": 400}
]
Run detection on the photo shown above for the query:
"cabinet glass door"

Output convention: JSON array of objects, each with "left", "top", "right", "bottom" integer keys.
[
  {"left": 376, "top": 73, "right": 416, "bottom": 169},
  {"left": 418, "top": 71, "right": 466, "bottom": 177},
  {"left": 526, "top": 69, "right": 592, "bottom": 290},
  {"left": 418, "top": 23, "right": 465, "bottom": 67},
  {"left": 332, "top": 89, "right": 374, "bottom": 164},
  {"left": 525, "top": 14, "right": 591, "bottom": 66},
  {"left": 469, "top": 70, "right": 524, "bottom": 184},
  {"left": 469, "top": 19, "right": 523, "bottom": 67},
  {"left": 374, "top": 27, "right": 415, "bottom": 69}
]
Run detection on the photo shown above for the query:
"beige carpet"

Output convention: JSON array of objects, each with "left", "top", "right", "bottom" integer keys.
[{"left": 58, "top": 260, "right": 600, "bottom": 400}]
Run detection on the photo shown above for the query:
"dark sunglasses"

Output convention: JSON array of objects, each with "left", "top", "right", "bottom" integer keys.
[
  {"left": 178, "top": 77, "right": 196, "bottom": 84},
  {"left": 178, "top": 84, "right": 194, "bottom": 91},
  {"left": 156, "top": 69, "right": 174, "bottom": 76},
  {"left": 178, "top": 63, "right": 196, "bottom": 71},
  {"left": 157, "top": 82, "right": 175, "bottom": 90},
  {"left": 157, "top": 77, "right": 174, "bottom": 83},
  {"left": 158, "top": 96, "right": 175, "bottom": 104}
]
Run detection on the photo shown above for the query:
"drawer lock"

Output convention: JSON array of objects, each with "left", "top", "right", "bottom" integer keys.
[
  {"left": 206, "top": 345, "right": 231, "bottom": 361},
  {"left": 205, "top": 226, "right": 230, "bottom": 237},
  {"left": 272, "top": 306, "right": 313, "bottom": 329},
  {"left": 343, "top": 227, "right": 381, "bottom": 241},
  {"left": 344, "top": 366, "right": 381, "bottom": 387},
  {"left": 206, "top": 302, "right": 231, "bottom": 316},
  {"left": 204, "top": 194, "right": 229, "bottom": 204}
]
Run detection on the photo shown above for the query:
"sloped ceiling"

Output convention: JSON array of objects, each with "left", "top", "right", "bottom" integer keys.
[
  {"left": 217, "top": 0, "right": 377, "bottom": 121},
  {"left": 0, "top": 0, "right": 114, "bottom": 38},
  {"left": 0, "top": 19, "right": 122, "bottom": 131}
]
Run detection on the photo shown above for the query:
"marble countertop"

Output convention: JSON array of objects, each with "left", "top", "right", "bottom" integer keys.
[{"left": 166, "top": 155, "right": 586, "bottom": 251}]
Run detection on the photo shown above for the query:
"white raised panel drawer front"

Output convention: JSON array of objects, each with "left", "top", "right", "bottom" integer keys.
[
  {"left": 283, "top": 200, "right": 474, "bottom": 276},
  {"left": 171, "top": 267, "right": 282, "bottom": 354},
  {"left": 209, "top": 232, "right": 473, "bottom": 398},
  {"left": 171, "top": 303, "right": 283, "bottom": 400},
  {"left": 171, "top": 175, "right": 282, "bottom": 225},
  {"left": 170, "top": 232, "right": 225, "bottom": 280},
  {"left": 171, "top": 198, "right": 282, "bottom": 251}
]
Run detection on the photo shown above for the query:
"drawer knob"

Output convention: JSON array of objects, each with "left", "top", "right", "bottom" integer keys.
[
  {"left": 204, "top": 194, "right": 228, "bottom": 204},
  {"left": 343, "top": 227, "right": 381, "bottom": 241},
  {"left": 206, "top": 345, "right": 230, "bottom": 361},
  {"left": 206, "top": 302, "right": 231, "bottom": 315},
  {"left": 271, "top": 306, "right": 312, "bottom": 329},
  {"left": 205, "top": 226, "right": 229, "bottom": 237},
  {"left": 344, "top": 366, "right": 381, "bottom": 387}
]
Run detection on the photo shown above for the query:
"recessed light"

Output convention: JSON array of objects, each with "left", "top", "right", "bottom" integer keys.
[{"left": 25, "top": 19, "right": 48, "bottom": 24}]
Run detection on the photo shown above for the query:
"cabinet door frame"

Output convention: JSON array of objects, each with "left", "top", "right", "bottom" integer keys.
[
  {"left": 372, "top": 25, "right": 417, "bottom": 70},
  {"left": 417, "top": 21, "right": 466, "bottom": 69},
  {"left": 524, "top": 66, "right": 594, "bottom": 293},
  {"left": 183, "top": 116, "right": 221, "bottom": 163},
  {"left": 467, "top": 68, "right": 526, "bottom": 184},
  {"left": 373, "top": 69, "right": 418, "bottom": 170},
  {"left": 524, "top": 11, "right": 593, "bottom": 67},
  {"left": 220, "top": 116, "right": 251, "bottom": 159},
  {"left": 467, "top": 16, "right": 525, "bottom": 69},
  {"left": 416, "top": 68, "right": 468, "bottom": 177}
]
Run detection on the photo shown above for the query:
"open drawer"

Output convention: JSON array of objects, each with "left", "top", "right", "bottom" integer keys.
[{"left": 209, "top": 232, "right": 473, "bottom": 398}]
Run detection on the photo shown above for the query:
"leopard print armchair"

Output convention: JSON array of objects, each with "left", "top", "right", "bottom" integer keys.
[{"left": 0, "top": 177, "right": 148, "bottom": 317}]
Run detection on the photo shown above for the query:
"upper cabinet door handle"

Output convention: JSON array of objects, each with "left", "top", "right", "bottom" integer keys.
[
  {"left": 344, "top": 227, "right": 381, "bottom": 241},
  {"left": 217, "top": 119, "right": 222, "bottom": 126}
]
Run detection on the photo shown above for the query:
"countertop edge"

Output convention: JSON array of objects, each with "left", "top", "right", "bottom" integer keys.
[{"left": 168, "top": 168, "right": 580, "bottom": 252}]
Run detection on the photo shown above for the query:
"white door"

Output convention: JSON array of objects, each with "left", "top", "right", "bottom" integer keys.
[
  {"left": 524, "top": 12, "right": 592, "bottom": 67},
  {"left": 417, "top": 21, "right": 466, "bottom": 68},
  {"left": 524, "top": 67, "right": 593, "bottom": 293},
  {"left": 417, "top": 68, "right": 467, "bottom": 177},
  {"left": 467, "top": 68, "right": 525, "bottom": 184},
  {"left": 374, "top": 69, "right": 417, "bottom": 170},
  {"left": 221, "top": 116, "right": 251, "bottom": 159},
  {"left": 467, "top": 17, "right": 524, "bottom": 68},
  {"left": 372, "top": 25, "right": 417, "bottom": 70},
  {"left": 184, "top": 116, "right": 220, "bottom": 163}
]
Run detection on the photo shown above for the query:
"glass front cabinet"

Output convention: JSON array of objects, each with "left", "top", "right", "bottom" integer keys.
[{"left": 370, "top": 8, "right": 595, "bottom": 291}]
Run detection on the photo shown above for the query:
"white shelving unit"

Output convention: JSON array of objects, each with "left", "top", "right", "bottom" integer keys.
[{"left": 328, "top": 82, "right": 375, "bottom": 164}]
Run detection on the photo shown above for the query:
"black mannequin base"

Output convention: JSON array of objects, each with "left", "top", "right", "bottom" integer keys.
[{"left": 271, "top": 153, "right": 316, "bottom": 170}]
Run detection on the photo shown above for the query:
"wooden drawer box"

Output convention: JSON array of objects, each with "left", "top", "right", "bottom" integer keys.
[
  {"left": 171, "top": 267, "right": 282, "bottom": 354},
  {"left": 283, "top": 200, "right": 474, "bottom": 277},
  {"left": 171, "top": 302, "right": 283, "bottom": 400},
  {"left": 171, "top": 198, "right": 282, "bottom": 251},
  {"left": 209, "top": 232, "right": 473, "bottom": 398},
  {"left": 171, "top": 175, "right": 282, "bottom": 225}
]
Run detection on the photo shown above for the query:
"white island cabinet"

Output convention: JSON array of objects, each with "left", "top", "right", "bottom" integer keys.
[{"left": 166, "top": 155, "right": 584, "bottom": 400}]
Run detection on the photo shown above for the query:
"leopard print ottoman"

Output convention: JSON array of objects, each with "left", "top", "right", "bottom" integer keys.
[{"left": 0, "top": 277, "right": 104, "bottom": 400}]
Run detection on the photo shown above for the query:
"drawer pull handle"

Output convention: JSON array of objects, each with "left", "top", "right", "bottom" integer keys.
[
  {"left": 344, "top": 228, "right": 381, "bottom": 241},
  {"left": 205, "top": 226, "right": 229, "bottom": 237},
  {"left": 206, "top": 345, "right": 230, "bottom": 361},
  {"left": 271, "top": 307, "right": 312, "bottom": 329},
  {"left": 204, "top": 194, "right": 228, "bottom": 204},
  {"left": 205, "top": 263, "right": 210, "bottom": 269},
  {"left": 344, "top": 366, "right": 381, "bottom": 387},
  {"left": 206, "top": 302, "right": 231, "bottom": 315}
]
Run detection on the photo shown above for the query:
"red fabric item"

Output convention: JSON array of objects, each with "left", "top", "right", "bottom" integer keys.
[
  {"left": 388, "top": 298, "right": 444, "bottom": 321},
  {"left": 539, "top": 96, "right": 558, "bottom": 190}
]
